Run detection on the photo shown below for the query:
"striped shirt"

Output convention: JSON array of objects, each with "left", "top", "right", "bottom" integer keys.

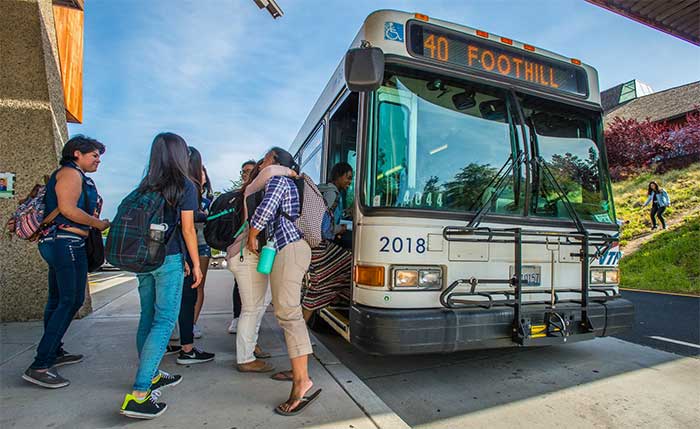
[{"left": 250, "top": 176, "right": 302, "bottom": 251}]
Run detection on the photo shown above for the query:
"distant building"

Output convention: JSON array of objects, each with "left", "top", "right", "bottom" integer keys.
[{"left": 603, "top": 81, "right": 700, "bottom": 128}]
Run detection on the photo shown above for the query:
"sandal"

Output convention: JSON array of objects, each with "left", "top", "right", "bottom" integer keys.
[
  {"left": 254, "top": 345, "right": 271, "bottom": 359},
  {"left": 274, "top": 389, "right": 322, "bottom": 416},
  {"left": 270, "top": 370, "right": 293, "bottom": 381},
  {"left": 237, "top": 360, "right": 275, "bottom": 373}
]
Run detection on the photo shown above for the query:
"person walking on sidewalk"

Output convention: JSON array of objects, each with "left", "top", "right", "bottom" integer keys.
[
  {"left": 168, "top": 146, "right": 215, "bottom": 365},
  {"left": 22, "top": 136, "right": 109, "bottom": 389},
  {"left": 642, "top": 181, "right": 670, "bottom": 230},
  {"left": 228, "top": 159, "right": 257, "bottom": 335},
  {"left": 119, "top": 133, "right": 202, "bottom": 419},
  {"left": 246, "top": 147, "right": 321, "bottom": 416}
]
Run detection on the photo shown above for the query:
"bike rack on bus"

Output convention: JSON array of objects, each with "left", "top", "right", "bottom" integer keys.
[{"left": 440, "top": 226, "right": 620, "bottom": 346}]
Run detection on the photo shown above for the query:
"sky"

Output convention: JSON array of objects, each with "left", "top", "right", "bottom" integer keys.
[{"left": 68, "top": 0, "right": 700, "bottom": 218}]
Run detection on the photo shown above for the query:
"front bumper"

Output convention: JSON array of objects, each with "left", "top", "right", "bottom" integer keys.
[{"left": 350, "top": 298, "right": 635, "bottom": 355}]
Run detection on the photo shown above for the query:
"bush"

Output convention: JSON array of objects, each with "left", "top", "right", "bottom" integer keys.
[{"left": 605, "top": 109, "right": 700, "bottom": 181}]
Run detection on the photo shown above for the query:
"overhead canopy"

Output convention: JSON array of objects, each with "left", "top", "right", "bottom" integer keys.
[{"left": 586, "top": 0, "right": 699, "bottom": 46}]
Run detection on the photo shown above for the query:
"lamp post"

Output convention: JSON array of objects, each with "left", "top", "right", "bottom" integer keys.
[{"left": 252, "top": 0, "right": 283, "bottom": 19}]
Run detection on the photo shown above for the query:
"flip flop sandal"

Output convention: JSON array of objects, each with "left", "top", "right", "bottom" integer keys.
[
  {"left": 237, "top": 361, "right": 275, "bottom": 373},
  {"left": 270, "top": 370, "right": 293, "bottom": 381},
  {"left": 274, "top": 389, "right": 322, "bottom": 416}
]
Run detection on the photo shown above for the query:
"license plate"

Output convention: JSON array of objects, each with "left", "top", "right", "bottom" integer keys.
[{"left": 509, "top": 265, "right": 542, "bottom": 286}]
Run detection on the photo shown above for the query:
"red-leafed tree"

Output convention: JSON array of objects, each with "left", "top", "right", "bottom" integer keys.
[{"left": 605, "top": 108, "right": 700, "bottom": 180}]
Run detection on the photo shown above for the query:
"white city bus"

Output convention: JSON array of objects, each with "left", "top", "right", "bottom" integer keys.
[{"left": 290, "top": 10, "right": 633, "bottom": 354}]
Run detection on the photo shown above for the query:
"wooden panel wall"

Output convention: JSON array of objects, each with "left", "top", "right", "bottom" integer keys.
[{"left": 52, "top": 5, "right": 83, "bottom": 123}]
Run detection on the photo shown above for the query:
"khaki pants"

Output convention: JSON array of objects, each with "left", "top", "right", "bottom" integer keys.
[{"left": 270, "top": 240, "right": 313, "bottom": 359}]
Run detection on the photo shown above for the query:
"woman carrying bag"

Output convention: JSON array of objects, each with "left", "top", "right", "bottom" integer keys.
[
  {"left": 245, "top": 147, "right": 321, "bottom": 416},
  {"left": 22, "top": 135, "right": 109, "bottom": 389}
]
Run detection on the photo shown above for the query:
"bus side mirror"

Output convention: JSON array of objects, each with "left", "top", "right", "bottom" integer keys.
[{"left": 344, "top": 47, "right": 384, "bottom": 92}]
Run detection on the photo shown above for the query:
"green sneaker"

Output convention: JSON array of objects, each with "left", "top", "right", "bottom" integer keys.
[
  {"left": 151, "top": 370, "right": 182, "bottom": 391},
  {"left": 120, "top": 390, "right": 167, "bottom": 419}
]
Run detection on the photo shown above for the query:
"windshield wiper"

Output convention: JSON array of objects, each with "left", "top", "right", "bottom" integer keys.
[
  {"left": 467, "top": 152, "right": 524, "bottom": 228},
  {"left": 535, "top": 156, "right": 587, "bottom": 234}
]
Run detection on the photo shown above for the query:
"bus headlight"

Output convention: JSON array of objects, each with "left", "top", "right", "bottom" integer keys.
[
  {"left": 590, "top": 268, "right": 619, "bottom": 285},
  {"left": 605, "top": 269, "right": 620, "bottom": 284},
  {"left": 393, "top": 267, "right": 443, "bottom": 290}
]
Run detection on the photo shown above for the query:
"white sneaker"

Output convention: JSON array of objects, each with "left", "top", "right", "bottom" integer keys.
[
  {"left": 227, "top": 318, "right": 238, "bottom": 334},
  {"left": 193, "top": 324, "right": 202, "bottom": 339}
]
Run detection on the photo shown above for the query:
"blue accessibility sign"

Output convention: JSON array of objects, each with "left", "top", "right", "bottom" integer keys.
[{"left": 384, "top": 22, "right": 404, "bottom": 42}]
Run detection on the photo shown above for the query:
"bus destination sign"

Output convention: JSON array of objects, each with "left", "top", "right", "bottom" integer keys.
[{"left": 407, "top": 22, "right": 588, "bottom": 97}]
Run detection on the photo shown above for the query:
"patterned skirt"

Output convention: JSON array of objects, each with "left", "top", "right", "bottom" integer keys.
[{"left": 302, "top": 241, "right": 352, "bottom": 311}]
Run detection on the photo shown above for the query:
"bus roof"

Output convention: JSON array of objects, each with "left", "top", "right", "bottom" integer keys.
[{"left": 290, "top": 9, "right": 601, "bottom": 156}]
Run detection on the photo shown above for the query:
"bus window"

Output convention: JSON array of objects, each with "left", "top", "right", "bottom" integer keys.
[
  {"left": 300, "top": 125, "right": 324, "bottom": 184},
  {"left": 368, "top": 70, "right": 522, "bottom": 215},
  {"left": 520, "top": 94, "right": 615, "bottom": 223}
]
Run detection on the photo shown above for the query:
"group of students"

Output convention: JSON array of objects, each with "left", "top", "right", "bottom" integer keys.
[{"left": 20, "top": 132, "right": 354, "bottom": 420}]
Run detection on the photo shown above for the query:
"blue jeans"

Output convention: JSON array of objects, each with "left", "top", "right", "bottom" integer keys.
[
  {"left": 133, "top": 254, "right": 184, "bottom": 391},
  {"left": 31, "top": 233, "right": 88, "bottom": 369}
]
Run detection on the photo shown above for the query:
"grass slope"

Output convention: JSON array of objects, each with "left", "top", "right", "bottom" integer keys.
[
  {"left": 613, "top": 163, "right": 700, "bottom": 244},
  {"left": 619, "top": 215, "right": 700, "bottom": 295}
]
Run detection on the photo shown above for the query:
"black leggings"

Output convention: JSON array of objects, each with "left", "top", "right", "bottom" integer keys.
[
  {"left": 179, "top": 257, "right": 197, "bottom": 346},
  {"left": 650, "top": 204, "right": 666, "bottom": 229}
]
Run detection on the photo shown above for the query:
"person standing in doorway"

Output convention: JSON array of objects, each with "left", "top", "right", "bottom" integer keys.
[{"left": 22, "top": 135, "right": 109, "bottom": 389}]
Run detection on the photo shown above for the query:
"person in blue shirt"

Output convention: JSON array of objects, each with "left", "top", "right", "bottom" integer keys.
[
  {"left": 642, "top": 181, "right": 671, "bottom": 230},
  {"left": 22, "top": 135, "right": 109, "bottom": 390}
]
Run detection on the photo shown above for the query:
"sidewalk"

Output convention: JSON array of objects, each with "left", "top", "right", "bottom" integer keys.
[{"left": 0, "top": 270, "right": 402, "bottom": 429}]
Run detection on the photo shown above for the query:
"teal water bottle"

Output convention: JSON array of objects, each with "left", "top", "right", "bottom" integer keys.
[{"left": 257, "top": 240, "right": 277, "bottom": 274}]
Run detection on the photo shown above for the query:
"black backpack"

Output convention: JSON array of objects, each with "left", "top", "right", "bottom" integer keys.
[{"left": 204, "top": 190, "right": 244, "bottom": 251}]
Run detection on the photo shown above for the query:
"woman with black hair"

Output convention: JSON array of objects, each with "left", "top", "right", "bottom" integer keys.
[
  {"left": 22, "top": 135, "right": 109, "bottom": 389},
  {"left": 642, "top": 181, "right": 671, "bottom": 230},
  {"left": 167, "top": 146, "right": 215, "bottom": 365},
  {"left": 119, "top": 133, "right": 202, "bottom": 419},
  {"left": 245, "top": 147, "right": 321, "bottom": 416}
]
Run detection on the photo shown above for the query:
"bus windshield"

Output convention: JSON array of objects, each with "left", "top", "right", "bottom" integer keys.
[
  {"left": 366, "top": 70, "right": 523, "bottom": 215},
  {"left": 519, "top": 93, "right": 615, "bottom": 223},
  {"left": 365, "top": 69, "right": 615, "bottom": 224}
]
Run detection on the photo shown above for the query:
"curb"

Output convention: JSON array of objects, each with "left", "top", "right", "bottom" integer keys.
[
  {"left": 620, "top": 288, "right": 699, "bottom": 298},
  {"left": 311, "top": 332, "right": 411, "bottom": 429}
]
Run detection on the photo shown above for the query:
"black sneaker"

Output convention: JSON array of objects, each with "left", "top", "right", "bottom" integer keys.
[
  {"left": 150, "top": 370, "right": 182, "bottom": 391},
  {"left": 176, "top": 347, "right": 215, "bottom": 365},
  {"left": 22, "top": 367, "right": 70, "bottom": 389},
  {"left": 120, "top": 390, "right": 167, "bottom": 419},
  {"left": 54, "top": 350, "right": 83, "bottom": 367},
  {"left": 164, "top": 344, "right": 182, "bottom": 356}
]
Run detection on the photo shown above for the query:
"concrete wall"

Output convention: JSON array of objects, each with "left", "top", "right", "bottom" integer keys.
[{"left": 0, "top": 0, "right": 91, "bottom": 321}]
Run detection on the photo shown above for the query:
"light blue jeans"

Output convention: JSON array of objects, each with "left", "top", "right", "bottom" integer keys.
[{"left": 133, "top": 254, "right": 184, "bottom": 391}]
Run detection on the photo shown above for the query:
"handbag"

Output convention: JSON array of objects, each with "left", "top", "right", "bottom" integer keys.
[
  {"left": 80, "top": 178, "right": 105, "bottom": 272},
  {"left": 85, "top": 227, "right": 105, "bottom": 272}
]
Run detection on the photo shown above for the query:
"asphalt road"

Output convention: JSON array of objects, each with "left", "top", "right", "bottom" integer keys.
[
  {"left": 314, "top": 289, "right": 699, "bottom": 427},
  {"left": 613, "top": 289, "right": 699, "bottom": 357}
]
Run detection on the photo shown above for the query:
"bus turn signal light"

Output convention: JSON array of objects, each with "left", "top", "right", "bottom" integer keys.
[
  {"left": 523, "top": 44, "right": 535, "bottom": 52},
  {"left": 414, "top": 13, "right": 429, "bottom": 21},
  {"left": 571, "top": 58, "right": 582, "bottom": 65},
  {"left": 500, "top": 37, "right": 513, "bottom": 45},
  {"left": 355, "top": 266, "right": 385, "bottom": 287},
  {"left": 476, "top": 30, "right": 489, "bottom": 38}
]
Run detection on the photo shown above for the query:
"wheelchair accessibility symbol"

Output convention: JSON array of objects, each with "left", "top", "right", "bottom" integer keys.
[{"left": 384, "top": 22, "right": 404, "bottom": 42}]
